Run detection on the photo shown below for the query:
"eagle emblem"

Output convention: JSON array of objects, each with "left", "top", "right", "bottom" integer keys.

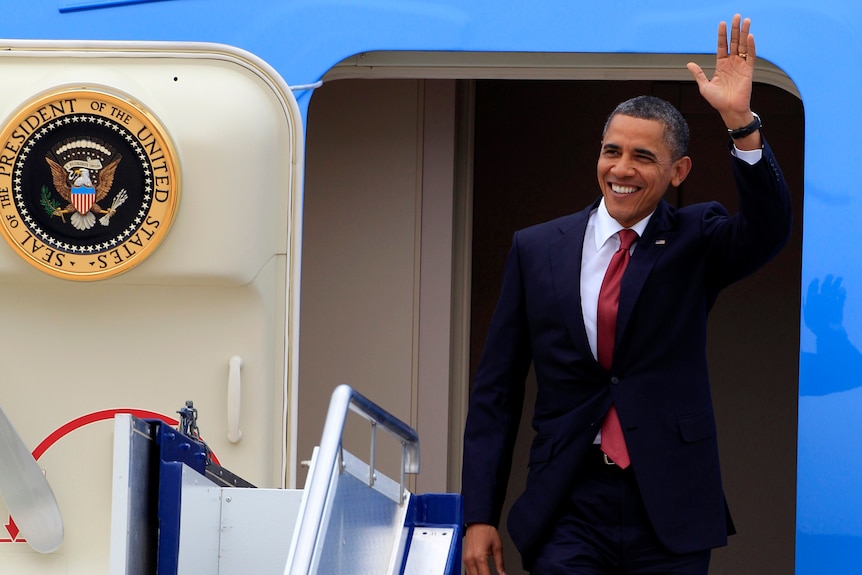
[
  {"left": 44, "top": 138, "right": 128, "bottom": 231},
  {"left": 0, "top": 88, "right": 180, "bottom": 280}
]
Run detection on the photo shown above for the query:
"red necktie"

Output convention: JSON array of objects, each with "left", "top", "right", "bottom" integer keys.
[{"left": 598, "top": 228, "right": 638, "bottom": 468}]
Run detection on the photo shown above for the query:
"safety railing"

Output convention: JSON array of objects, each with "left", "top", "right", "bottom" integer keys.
[{"left": 285, "top": 384, "right": 421, "bottom": 575}]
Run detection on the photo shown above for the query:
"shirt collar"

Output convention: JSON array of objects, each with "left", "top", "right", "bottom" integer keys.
[{"left": 593, "top": 198, "right": 653, "bottom": 251}]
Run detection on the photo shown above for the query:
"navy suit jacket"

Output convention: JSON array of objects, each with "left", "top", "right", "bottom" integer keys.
[{"left": 461, "top": 140, "right": 792, "bottom": 568}]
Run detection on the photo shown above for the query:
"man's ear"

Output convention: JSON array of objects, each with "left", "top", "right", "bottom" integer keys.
[{"left": 671, "top": 156, "right": 693, "bottom": 187}]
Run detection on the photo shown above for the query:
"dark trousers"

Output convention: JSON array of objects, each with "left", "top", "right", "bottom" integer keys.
[{"left": 530, "top": 446, "right": 711, "bottom": 575}]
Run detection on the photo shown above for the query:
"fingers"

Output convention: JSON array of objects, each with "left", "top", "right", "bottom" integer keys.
[
  {"left": 739, "top": 14, "right": 751, "bottom": 50},
  {"left": 462, "top": 525, "right": 492, "bottom": 575},
  {"left": 717, "top": 20, "right": 728, "bottom": 58},
  {"left": 737, "top": 16, "right": 754, "bottom": 62},
  {"left": 493, "top": 542, "right": 508, "bottom": 575},
  {"left": 719, "top": 14, "right": 754, "bottom": 62},
  {"left": 686, "top": 62, "right": 708, "bottom": 86},
  {"left": 746, "top": 33, "right": 757, "bottom": 64},
  {"left": 729, "top": 13, "right": 741, "bottom": 55},
  {"left": 686, "top": 61, "right": 713, "bottom": 98},
  {"left": 463, "top": 524, "right": 506, "bottom": 575},
  {"left": 463, "top": 546, "right": 488, "bottom": 575}
]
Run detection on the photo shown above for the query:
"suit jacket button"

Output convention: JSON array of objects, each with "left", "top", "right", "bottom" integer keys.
[{"left": 610, "top": 376, "right": 620, "bottom": 385}]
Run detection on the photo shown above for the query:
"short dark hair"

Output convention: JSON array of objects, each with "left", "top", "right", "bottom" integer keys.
[{"left": 603, "top": 96, "right": 690, "bottom": 160}]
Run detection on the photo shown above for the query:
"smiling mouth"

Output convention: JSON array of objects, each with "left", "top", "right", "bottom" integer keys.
[{"left": 610, "top": 183, "right": 638, "bottom": 195}]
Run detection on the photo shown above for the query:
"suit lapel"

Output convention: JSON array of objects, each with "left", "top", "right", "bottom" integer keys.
[
  {"left": 549, "top": 199, "right": 677, "bottom": 362},
  {"left": 616, "top": 200, "right": 676, "bottom": 343},
  {"left": 548, "top": 201, "right": 597, "bottom": 359}
]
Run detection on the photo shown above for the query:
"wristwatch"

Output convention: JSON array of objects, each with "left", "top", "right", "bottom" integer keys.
[{"left": 728, "top": 112, "right": 761, "bottom": 140}]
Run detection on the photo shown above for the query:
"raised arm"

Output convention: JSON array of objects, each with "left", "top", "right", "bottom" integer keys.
[{"left": 687, "top": 14, "right": 761, "bottom": 150}]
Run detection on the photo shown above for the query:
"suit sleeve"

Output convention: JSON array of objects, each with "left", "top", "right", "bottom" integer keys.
[
  {"left": 703, "top": 137, "right": 793, "bottom": 289},
  {"left": 461, "top": 231, "right": 533, "bottom": 527}
]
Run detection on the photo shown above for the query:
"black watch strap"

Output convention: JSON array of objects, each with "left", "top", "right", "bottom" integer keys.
[{"left": 728, "top": 112, "right": 761, "bottom": 140}]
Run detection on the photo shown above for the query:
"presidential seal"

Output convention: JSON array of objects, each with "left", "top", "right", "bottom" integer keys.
[{"left": 0, "top": 88, "right": 180, "bottom": 280}]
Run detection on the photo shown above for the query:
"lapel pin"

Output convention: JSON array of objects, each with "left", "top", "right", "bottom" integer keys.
[{"left": 655, "top": 239, "right": 667, "bottom": 245}]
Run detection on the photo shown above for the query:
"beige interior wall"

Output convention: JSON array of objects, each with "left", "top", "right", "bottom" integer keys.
[
  {"left": 416, "top": 80, "right": 458, "bottom": 493},
  {"left": 299, "top": 78, "right": 457, "bottom": 493}
]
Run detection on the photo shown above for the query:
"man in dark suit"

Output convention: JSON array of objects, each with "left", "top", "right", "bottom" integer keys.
[{"left": 461, "top": 14, "right": 792, "bottom": 575}]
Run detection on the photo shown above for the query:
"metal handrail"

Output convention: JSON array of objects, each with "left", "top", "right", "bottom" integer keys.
[{"left": 285, "top": 384, "right": 420, "bottom": 575}]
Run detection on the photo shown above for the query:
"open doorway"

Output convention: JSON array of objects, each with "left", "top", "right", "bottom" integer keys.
[
  {"left": 300, "top": 69, "right": 803, "bottom": 574},
  {"left": 469, "top": 79, "right": 803, "bottom": 574}
]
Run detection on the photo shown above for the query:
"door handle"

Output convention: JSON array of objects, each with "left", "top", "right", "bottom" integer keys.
[{"left": 227, "top": 355, "right": 243, "bottom": 443}]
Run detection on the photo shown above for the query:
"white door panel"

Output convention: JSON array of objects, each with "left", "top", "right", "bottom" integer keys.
[{"left": 0, "top": 41, "right": 302, "bottom": 573}]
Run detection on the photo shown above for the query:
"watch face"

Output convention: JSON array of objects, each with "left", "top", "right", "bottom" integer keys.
[{"left": 0, "top": 87, "right": 180, "bottom": 280}]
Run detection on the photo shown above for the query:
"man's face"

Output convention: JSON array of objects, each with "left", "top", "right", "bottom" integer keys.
[{"left": 596, "top": 114, "right": 692, "bottom": 228}]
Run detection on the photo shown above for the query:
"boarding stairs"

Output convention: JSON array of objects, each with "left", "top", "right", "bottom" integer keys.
[{"left": 109, "top": 384, "right": 463, "bottom": 575}]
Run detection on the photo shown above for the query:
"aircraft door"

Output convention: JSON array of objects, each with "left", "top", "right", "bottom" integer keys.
[{"left": 0, "top": 41, "right": 303, "bottom": 574}]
